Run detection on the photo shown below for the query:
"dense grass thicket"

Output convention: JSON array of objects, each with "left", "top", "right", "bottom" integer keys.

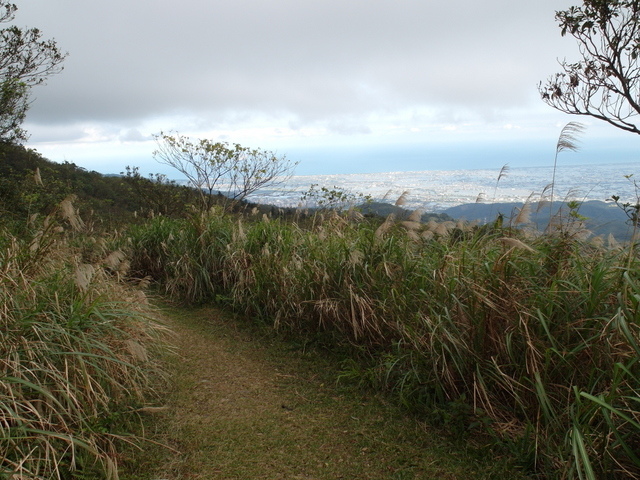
[
  {"left": 128, "top": 208, "right": 640, "bottom": 479},
  {"left": 0, "top": 202, "right": 167, "bottom": 479}
]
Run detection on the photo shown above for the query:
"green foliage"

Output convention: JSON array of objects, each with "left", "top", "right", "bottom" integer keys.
[
  {"left": 128, "top": 209, "right": 640, "bottom": 479},
  {"left": 300, "top": 183, "right": 372, "bottom": 211},
  {"left": 120, "top": 165, "right": 201, "bottom": 217}
]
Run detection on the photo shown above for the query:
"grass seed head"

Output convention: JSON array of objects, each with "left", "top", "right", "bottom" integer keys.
[
  {"left": 59, "top": 195, "right": 84, "bottom": 231},
  {"left": 74, "top": 263, "right": 95, "bottom": 291}
]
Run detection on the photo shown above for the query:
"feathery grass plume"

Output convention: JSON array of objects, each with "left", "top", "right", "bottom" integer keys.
[
  {"left": 538, "top": 183, "right": 553, "bottom": 211},
  {"left": 556, "top": 122, "right": 586, "bottom": 154},
  {"left": 421, "top": 230, "right": 435, "bottom": 241},
  {"left": 590, "top": 235, "right": 605, "bottom": 248},
  {"left": 456, "top": 219, "right": 471, "bottom": 231},
  {"left": 442, "top": 220, "right": 456, "bottom": 230},
  {"left": 395, "top": 190, "right": 410, "bottom": 206},
  {"left": 234, "top": 218, "right": 246, "bottom": 242},
  {"left": 408, "top": 208, "right": 424, "bottom": 222},
  {"left": 513, "top": 195, "right": 534, "bottom": 226},
  {"left": 545, "top": 212, "right": 564, "bottom": 235},
  {"left": 433, "top": 222, "right": 450, "bottom": 236},
  {"left": 405, "top": 229, "right": 421, "bottom": 242},
  {"left": 117, "top": 258, "right": 131, "bottom": 276},
  {"left": 381, "top": 189, "right": 393, "bottom": 201},
  {"left": 345, "top": 207, "right": 364, "bottom": 222},
  {"left": 425, "top": 219, "right": 439, "bottom": 232},
  {"left": 549, "top": 122, "right": 585, "bottom": 216},
  {"left": 537, "top": 200, "right": 552, "bottom": 216},
  {"left": 59, "top": 194, "right": 84, "bottom": 231},
  {"left": 375, "top": 214, "right": 395, "bottom": 238},
  {"left": 33, "top": 167, "right": 43, "bottom": 186},
  {"left": 29, "top": 229, "right": 43, "bottom": 252},
  {"left": 476, "top": 192, "right": 486, "bottom": 203},
  {"left": 349, "top": 249, "right": 364, "bottom": 266},
  {"left": 498, "top": 237, "right": 536, "bottom": 252},
  {"left": 103, "top": 250, "right": 127, "bottom": 271},
  {"left": 74, "top": 263, "right": 95, "bottom": 292},
  {"left": 401, "top": 220, "right": 421, "bottom": 231},
  {"left": 492, "top": 164, "right": 510, "bottom": 202},
  {"left": 124, "top": 339, "right": 149, "bottom": 362},
  {"left": 489, "top": 164, "right": 510, "bottom": 220}
]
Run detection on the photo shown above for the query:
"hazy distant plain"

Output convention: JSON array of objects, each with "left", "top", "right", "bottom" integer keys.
[{"left": 247, "top": 162, "right": 640, "bottom": 213}]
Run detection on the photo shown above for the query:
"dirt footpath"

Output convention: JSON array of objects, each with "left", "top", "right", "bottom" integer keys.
[{"left": 128, "top": 305, "right": 516, "bottom": 480}]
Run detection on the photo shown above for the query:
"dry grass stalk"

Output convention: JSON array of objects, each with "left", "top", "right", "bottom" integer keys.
[
  {"left": 0, "top": 232, "right": 166, "bottom": 479},
  {"left": 349, "top": 288, "right": 380, "bottom": 340},
  {"left": 34, "top": 167, "right": 43, "bottom": 186},
  {"left": 29, "top": 230, "right": 43, "bottom": 253}
]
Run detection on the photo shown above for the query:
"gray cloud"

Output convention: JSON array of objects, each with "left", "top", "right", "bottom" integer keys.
[
  {"left": 17, "top": 0, "right": 578, "bottom": 135},
  {"left": 119, "top": 128, "right": 151, "bottom": 142}
]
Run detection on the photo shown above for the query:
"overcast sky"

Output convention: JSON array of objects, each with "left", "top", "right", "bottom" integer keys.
[{"left": 15, "top": 0, "right": 640, "bottom": 176}]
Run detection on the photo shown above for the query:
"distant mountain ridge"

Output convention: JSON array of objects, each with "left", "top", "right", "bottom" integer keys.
[{"left": 443, "top": 200, "right": 635, "bottom": 241}]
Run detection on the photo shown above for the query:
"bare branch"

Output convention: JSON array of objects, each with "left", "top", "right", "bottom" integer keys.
[
  {"left": 153, "top": 132, "right": 298, "bottom": 211},
  {"left": 540, "top": 0, "right": 640, "bottom": 135}
]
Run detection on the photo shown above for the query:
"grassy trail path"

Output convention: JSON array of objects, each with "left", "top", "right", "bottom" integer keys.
[{"left": 125, "top": 305, "right": 515, "bottom": 480}]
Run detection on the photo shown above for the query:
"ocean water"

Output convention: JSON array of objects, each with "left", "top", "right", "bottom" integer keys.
[{"left": 247, "top": 162, "right": 640, "bottom": 213}]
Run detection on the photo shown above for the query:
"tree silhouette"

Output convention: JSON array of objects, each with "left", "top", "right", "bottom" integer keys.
[{"left": 0, "top": 1, "right": 66, "bottom": 143}]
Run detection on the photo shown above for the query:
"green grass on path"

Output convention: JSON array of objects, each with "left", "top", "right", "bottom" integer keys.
[{"left": 121, "top": 305, "right": 524, "bottom": 480}]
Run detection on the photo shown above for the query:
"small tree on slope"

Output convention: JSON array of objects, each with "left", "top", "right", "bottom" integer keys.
[{"left": 153, "top": 132, "right": 297, "bottom": 211}]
